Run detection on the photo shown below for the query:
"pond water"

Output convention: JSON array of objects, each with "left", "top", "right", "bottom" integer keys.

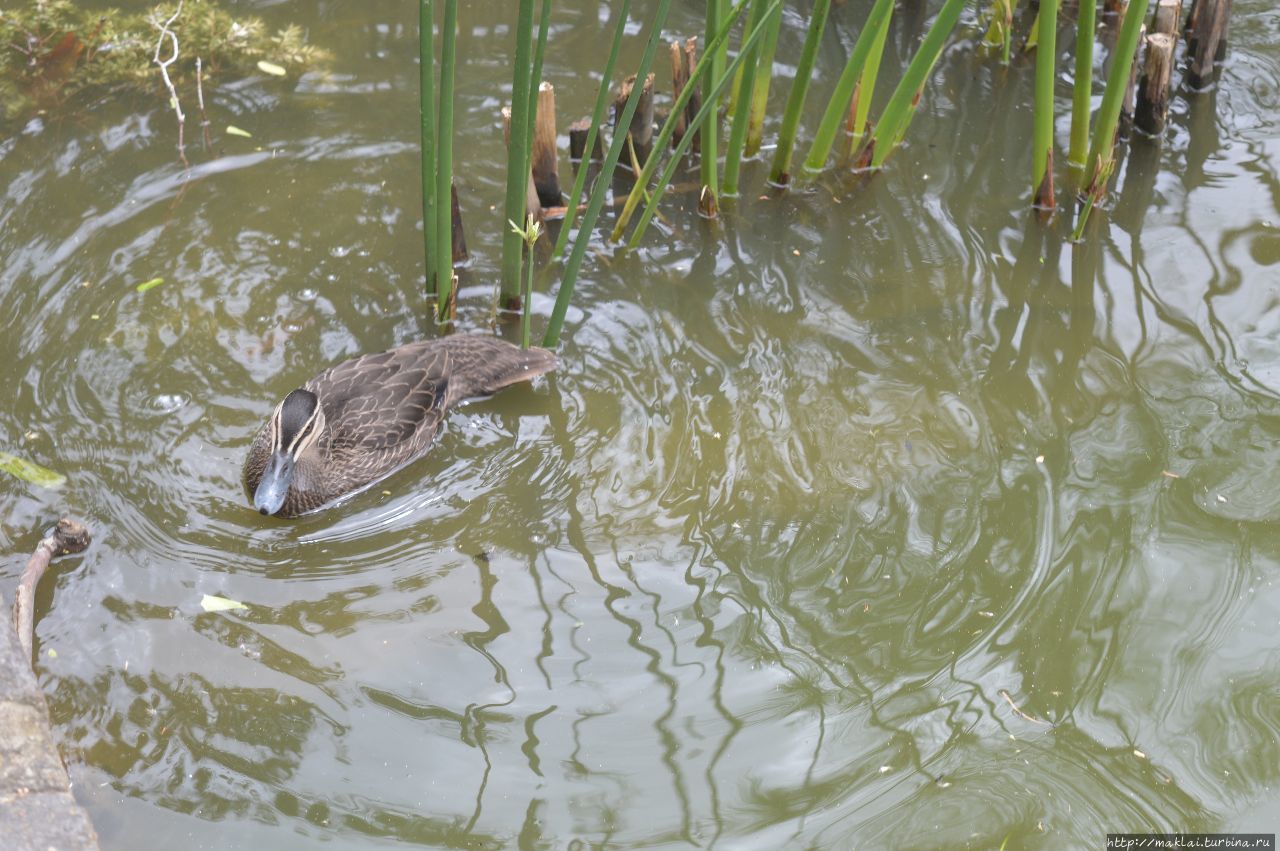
[{"left": 2, "top": 0, "right": 1278, "bottom": 847}]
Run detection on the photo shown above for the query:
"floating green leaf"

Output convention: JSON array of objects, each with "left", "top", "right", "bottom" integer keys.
[
  {"left": 200, "top": 594, "right": 248, "bottom": 613},
  {"left": 135, "top": 277, "right": 164, "bottom": 293},
  {"left": 256, "top": 60, "right": 287, "bottom": 76},
  {"left": 0, "top": 451, "right": 67, "bottom": 488},
  {"left": 226, "top": 125, "right": 253, "bottom": 138}
]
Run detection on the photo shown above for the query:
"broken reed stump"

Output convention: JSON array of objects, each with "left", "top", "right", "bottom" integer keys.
[
  {"left": 1120, "top": 24, "right": 1147, "bottom": 132},
  {"left": 669, "top": 38, "right": 701, "bottom": 152},
  {"left": 501, "top": 106, "right": 544, "bottom": 224},
  {"left": 1187, "top": 0, "right": 1232, "bottom": 87},
  {"left": 682, "top": 40, "right": 701, "bottom": 153},
  {"left": 1135, "top": 33, "right": 1176, "bottom": 135},
  {"left": 531, "top": 82, "right": 562, "bottom": 207},
  {"left": 613, "top": 73, "right": 655, "bottom": 171},
  {"left": 1151, "top": 0, "right": 1183, "bottom": 36},
  {"left": 13, "top": 519, "right": 91, "bottom": 666},
  {"left": 568, "top": 117, "right": 604, "bottom": 162},
  {"left": 670, "top": 41, "right": 690, "bottom": 145}
]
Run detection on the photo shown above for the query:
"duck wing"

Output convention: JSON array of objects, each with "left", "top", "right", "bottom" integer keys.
[
  {"left": 307, "top": 342, "right": 451, "bottom": 454},
  {"left": 437, "top": 334, "right": 557, "bottom": 402}
]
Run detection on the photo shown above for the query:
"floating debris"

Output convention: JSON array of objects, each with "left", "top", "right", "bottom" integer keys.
[
  {"left": 226, "top": 125, "right": 253, "bottom": 138},
  {"left": 200, "top": 594, "right": 248, "bottom": 613},
  {"left": 0, "top": 450, "right": 67, "bottom": 488},
  {"left": 256, "top": 60, "right": 287, "bottom": 76},
  {"left": 135, "top": 277, "right": 164, "bottom": 293}
]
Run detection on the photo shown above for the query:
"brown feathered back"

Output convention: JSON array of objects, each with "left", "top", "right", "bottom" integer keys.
[{"left": 243, "top": 335, "right": 556, "bottom": 516}]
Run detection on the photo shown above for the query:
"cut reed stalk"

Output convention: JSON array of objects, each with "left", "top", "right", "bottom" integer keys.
[
  {"left": 433, "top": 0, "right": 457, "bottom": 320},
  {"left": 801, "top": 0, "right": 895, "bottom": 178},
  {"left": 682, "top": 40, "right": 703, "bottom": 152},
  {"left": 1068, "top": 0, "right": 1097, "bottom": 184},
  {"left": 625, "top": 0, "right": 781, "bottom": 248},
  {"left": 1134, "top": 32, "right": 1175, "bottom": 134},
  {"left": 1032, "top": 0, "right": 1058, "bottom": 212},
  {"left": 568, "top": 117, "right": 604, "bottom": 161},
  {"left": 768, "top": 0, "right": 832, "bottom": 185},
  {"left": 543, "top": 0, "right": 673, "bottom": 348},
  {"left": 613, "top": 73, "right": 656, "bottom": 168},
  {"left": 502, "top": 107, "right": 544, "bottom": 225},
  {"left": 671, "top": 39, "right": 692, "bottom": 146},
  {"left": 1188, "top": 0, "right": 1231, "bottom": 87},
  {"left": 1151, "top": 0, "right": 1182, "bottom": 35},
  {"left": 551, "top": 0, "right": 631, "bottom": 261},
  {"left": 870, "top": 0, "right": 968, "bottom": 168},
  {"left": 531, "top": 82, "right": 561, "bottom": 206},
  {"left": 610, "top": 0, "right": 761, "bottom": 240}
]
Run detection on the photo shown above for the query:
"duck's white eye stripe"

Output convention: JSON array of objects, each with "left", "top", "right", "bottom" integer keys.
[
  {"left": 270, "top": 411, "right": 284, "bottom": 454},
  {"left": 286, "top": 411, "right": 318, "bottom": 455}
]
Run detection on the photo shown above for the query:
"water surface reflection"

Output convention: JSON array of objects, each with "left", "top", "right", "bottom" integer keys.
[{"left": 1, "top": 0, "right": 1278, "bottom": 848}]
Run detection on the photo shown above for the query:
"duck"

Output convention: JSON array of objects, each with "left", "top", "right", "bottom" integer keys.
[{"left": 243, "top": 334, "right": 556, "bottom": 517}]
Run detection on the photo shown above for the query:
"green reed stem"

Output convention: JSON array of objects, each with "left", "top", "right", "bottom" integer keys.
[
  {"left": 981, "top": 0, "right": 1014, "bottom": 63},
  {"left": 543, "top": 0, "right": 672, "bottom": 348},
  {"left": 499, "top": 0, "right": 536, "bottom": 306},
  {"left": 1067, "top": 0, "right": 1096, "bottom": 183},
  {"left": 1031, "top": 0, "right": 1057, "bottom": 208},
  {"left": 551, "top": 0, "right": 632, "bottom": 261},
  {"left": 725, "top": 0, "right": 755, "bottom": 120},
  {"left": 1083, "top": 0, "right": 1150, "bottom": 194},
  {"left": 768, "top": 0, "right": 832, "bottom": 185},
  {"left": 433, "top": 0, "right": 457, "bottom": 319},
  {"left": 700, "top": 0, "right": 725, "bottom": 208},
  {"left": 511, "top": 216, "right": 543, "bottom": 347},
  {"left": 850, "top": 5, "right": 891, "bottom": 148},
  {"left": 611, "top": 0, "right": 758, "bottom": 239},
  {"left": 870, "top": 0, "right": 967, "bottom": 168},
  {"left": 723, "top": 0, "right": 768, "bottom": 196},
  {"left": 419, "top": 0, "right": 437, "bottom": 294},
  {"left": 626, "top": 1, "right": 779, "bottom": 249},
  {"left": 801, "top": 0, "right": 895, "bottom": 178},
  {"left": 744, "top": 1, "right": 781, "bottom": 157},
  {"left": 524, "top": 0, "right": 553, "bottom": 163}
]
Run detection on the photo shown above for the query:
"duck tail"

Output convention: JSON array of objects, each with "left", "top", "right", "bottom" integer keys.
[{"left": 445, "top": 335, "right": 557, "bottom": 399}]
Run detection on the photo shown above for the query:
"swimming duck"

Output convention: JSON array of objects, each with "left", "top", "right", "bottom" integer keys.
[{"left": 244, "top": 334, "right": 556, "bottom": 517}]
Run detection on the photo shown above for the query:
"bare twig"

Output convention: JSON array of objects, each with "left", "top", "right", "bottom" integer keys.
[
  {"left": 999, "top": 689, "right": 1050, "bottom": 725},
  {"left": 196, "top": 56, "right": 212, "bottom": 152},
  {"left": 13, "top": 519, "right": 92, "bottom": 666},
  {"left": 152, "top": 0, "right": 188, "bottom": 167}
]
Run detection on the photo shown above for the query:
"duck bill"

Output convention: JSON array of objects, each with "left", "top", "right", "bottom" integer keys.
[{"left": 253, "top": 451, "right": 295, "bottom": 516}]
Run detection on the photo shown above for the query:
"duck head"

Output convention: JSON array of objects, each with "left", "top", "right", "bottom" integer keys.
[{"left": 254, "top": 388, "right": 325, "bottom": 515}]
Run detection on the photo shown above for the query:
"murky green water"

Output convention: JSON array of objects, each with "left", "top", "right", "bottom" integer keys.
[{"left": 2, "top": 0, "right": 1278, "bottom": 847}]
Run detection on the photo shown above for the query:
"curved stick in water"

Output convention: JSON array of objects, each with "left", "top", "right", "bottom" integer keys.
[{"left": 13, "top": 518, "right": 91, "bottom": 665}]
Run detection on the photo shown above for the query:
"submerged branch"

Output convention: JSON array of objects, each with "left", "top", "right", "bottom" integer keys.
[{"left": 13, "top": 518, "right": 91, "bottom": 666}]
